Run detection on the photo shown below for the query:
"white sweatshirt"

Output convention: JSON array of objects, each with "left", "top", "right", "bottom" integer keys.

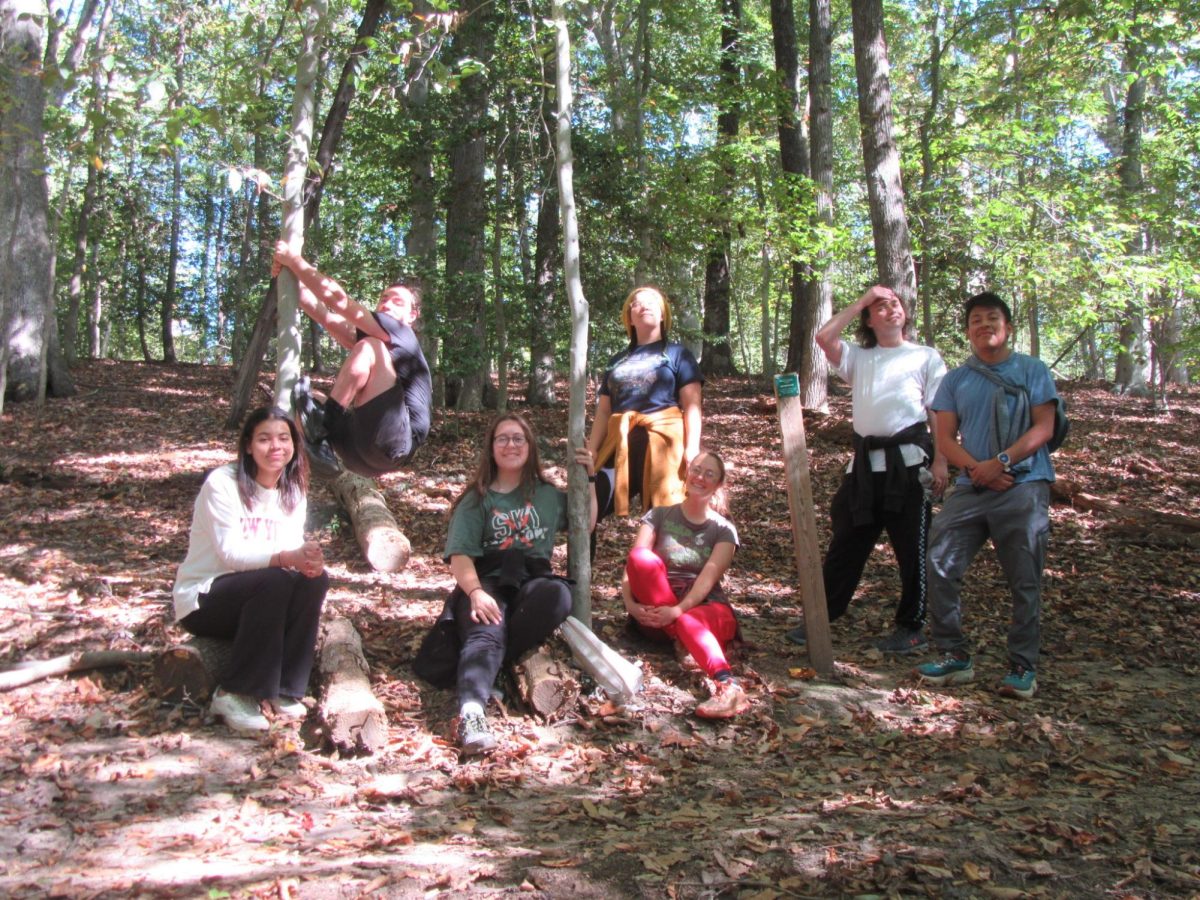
[{"left": 172, "top": 464, "right": 306, "bottom": 621}]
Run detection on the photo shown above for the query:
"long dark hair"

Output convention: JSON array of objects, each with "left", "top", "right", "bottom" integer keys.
[
  {"left": 451, "top": 412, "right": 550, "bottom": 512},
  {"left": 236, "top": 406, "right": 308, "bottom": 513}
]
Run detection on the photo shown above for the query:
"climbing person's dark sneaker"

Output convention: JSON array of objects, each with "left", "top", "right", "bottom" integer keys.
[
  {"left": 874, "top": 626, "right": 928, "bottom": 655},
  {"left": 293, "top": 377, "right": 330, "bottom": 443},
  {"left": 998, "top": 666, "right": 1037, "bottom": 699},
  {"left": 459, "top": 711, "right": 498, "bottom": 756},
  {"left": 784, "top": 623, "right": 807, "bottom": 646},
  {"left": 303, "top": 437, "right": 343, "bottom": 479},
  {"left": 915, "top": 652, "right": 974, "bottom": 686}
]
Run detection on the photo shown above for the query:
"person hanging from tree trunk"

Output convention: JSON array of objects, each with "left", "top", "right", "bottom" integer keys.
[{"left": 271, "top": 241, "right": 432, "bottom": 479}]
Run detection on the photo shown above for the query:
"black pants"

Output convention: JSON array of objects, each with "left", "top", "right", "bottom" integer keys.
[
  {"left": 594, "top": 425, "right": 649, "bottom": 521},
  {"left": 822, "top": 465, "right": 929, "bottom": 631},
  {"left": 452, "top": 578, "right": 572, "bottom": 708},
  {"left": 333, "top": 382, "right": 424, "bottom": 478},
  {"left": 180, "top": 568, "right": 329, "bottom": 699}
]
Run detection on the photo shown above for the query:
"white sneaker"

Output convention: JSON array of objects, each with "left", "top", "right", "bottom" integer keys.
[
  {"left": 273, "top": 697, "right": 307, "bottom": 719},
  {"left": 210, "top": 688, "right": 269, "bottom": 732}
]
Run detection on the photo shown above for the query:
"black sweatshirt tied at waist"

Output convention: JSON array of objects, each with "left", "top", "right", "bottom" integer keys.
[{"left": 849, "top": 421, "right": 933, "bottom": 526}]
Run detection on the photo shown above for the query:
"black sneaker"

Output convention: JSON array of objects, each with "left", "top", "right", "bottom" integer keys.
[
  {"left": 784, "top": 624, "right": 807, "bottom": 646},
  {"left": 293, "top": 377, "right": 329, "bottom": 443},
  {"left": 304, "top": 438, "right": 342, "bottom": 479}
]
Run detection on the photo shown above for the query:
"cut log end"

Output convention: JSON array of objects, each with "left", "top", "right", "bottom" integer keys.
[
  {"left": 316, "top": 616, "right": 388, "bottom": 755},
  {"left": 152, "top": 638, "right": 234, "bottom": 705},
  {"left": 513, "top": 645, "right": 579, "bottom": 720}
]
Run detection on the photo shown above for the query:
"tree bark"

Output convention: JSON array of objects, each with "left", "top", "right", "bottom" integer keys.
[
  {"left": 274, "top": 0, "right": 327, "bottom": 410},
  {"left": 701, "top": 0, "right": 741, "bottom": 377},
  {"left": 1, "top": 0, "right": 56, "bottom": 408},
  {"left": 1113, "top": 28, "right": 1149, "bottom": 394},
  {"left": 528, "top": 59, "right": 560, "bottom": 407},
  {"left": 802, "top": 0, "right": 834, "bottom": 410},
  {"left": 443, "top": 4, "right": 495, "bottom": 411},
  {"left": 161, "top": 17, "right": 187, "bottom": 364},
  {"left": 553, "top": 0, "right": 592, "bottom": 623},
  {"left": 329, "top": 469, "right": 411, "bottom": 572},
  {"left": 850, "top": 0, "right": 917, "bottom": 308},
  {"left": 512, "top": 645, "right": 578, "bottom": 719},
  {"left": 316, "top": 616, "right": 387, "bottom": 755}
]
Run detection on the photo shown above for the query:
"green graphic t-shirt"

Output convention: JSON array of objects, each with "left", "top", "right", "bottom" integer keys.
[{"left": 443, "top": 481, "right": 568, "bottom": 576}]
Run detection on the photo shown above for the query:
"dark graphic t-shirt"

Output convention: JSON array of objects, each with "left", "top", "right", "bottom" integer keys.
[{"left": 600, "top": 340, "right": 703, "bottom": 414}]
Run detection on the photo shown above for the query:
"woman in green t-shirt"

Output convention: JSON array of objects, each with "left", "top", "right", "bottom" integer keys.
[{"left": 443, "top": 413, "right": 597, "bottom": 755}]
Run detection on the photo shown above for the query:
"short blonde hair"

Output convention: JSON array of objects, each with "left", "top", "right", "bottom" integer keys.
[{"left": 620, "top": 286, "right": 672, "bottom": 343}]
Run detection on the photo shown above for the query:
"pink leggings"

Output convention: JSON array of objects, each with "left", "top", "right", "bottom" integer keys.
[{"left": 626, "top": 547, "right": 737, "bottom": 678}]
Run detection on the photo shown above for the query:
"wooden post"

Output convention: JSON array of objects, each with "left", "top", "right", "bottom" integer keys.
[{"left": 774, "top": 373, "right": 834, "bottom": 676}]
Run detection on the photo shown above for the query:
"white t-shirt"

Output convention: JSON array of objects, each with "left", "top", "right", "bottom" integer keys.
[
  {"left": 835, "top": 340, "right": 947, "bottom": 473},
  {"left": 172, "top": 464, "right": 307, "bottom": 620}
]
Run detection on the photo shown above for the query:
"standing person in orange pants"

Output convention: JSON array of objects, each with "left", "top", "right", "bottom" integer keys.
[{"left": 621, "top": 449, "right": 749, "bottom": 719}]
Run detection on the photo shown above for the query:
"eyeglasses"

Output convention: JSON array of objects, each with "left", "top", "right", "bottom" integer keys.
[
  {"left": 493, "top": 433, "right": 527, "bottom": 447},
  {"left": 688, "top": 465, "right": 720, "bottom": 482}
]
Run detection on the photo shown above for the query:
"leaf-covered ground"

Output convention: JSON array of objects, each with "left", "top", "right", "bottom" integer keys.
[{"left": 1, "top": 360, "right": 1198, "bottom": 899}]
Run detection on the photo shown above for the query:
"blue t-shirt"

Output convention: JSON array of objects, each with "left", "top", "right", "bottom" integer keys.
[
  {"left": 600, "top": 340, "right": 703, "bottom": 414},
  {"left": 933, "top": 352, "right": 1058, "bottom": 485}
]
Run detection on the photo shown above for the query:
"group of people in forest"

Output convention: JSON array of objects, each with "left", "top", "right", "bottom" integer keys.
[{"left": 172, "top": 249, "right": 1060, "bottom": 754}]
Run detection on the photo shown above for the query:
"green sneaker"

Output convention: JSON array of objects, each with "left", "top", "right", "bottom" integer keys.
[
  {"left": 915, "top": 652, "right": 974, "bottom": 686},
  {"left": 998, "top": 666, "right": 1037, "bottom": 699}
]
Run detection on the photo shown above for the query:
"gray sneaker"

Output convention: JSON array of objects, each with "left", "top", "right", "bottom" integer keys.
[
  {"left": 874, "top": 626, "right": 928, "bottom": 655},
  {"left": 459, "top": 711, "right": 498, "bottom": 756},
  {"left": 784, "top": 624, "right": 807, "bottom": 646},
  {"left": 210, "top": 688, "right": 269, "bottom": 733}
]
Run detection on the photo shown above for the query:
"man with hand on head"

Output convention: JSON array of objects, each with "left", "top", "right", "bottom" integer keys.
[{"left": 786, "top": 284, "right": 948, "bottom": 654}]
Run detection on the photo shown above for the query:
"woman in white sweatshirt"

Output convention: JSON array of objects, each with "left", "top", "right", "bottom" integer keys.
[{"left": 173, "top": 406, "right": 328, "bottom": 733}]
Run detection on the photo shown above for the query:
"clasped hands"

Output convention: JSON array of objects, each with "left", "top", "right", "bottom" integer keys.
[{"left": 282, "top": 540, "right": 325, "bottom": 578}]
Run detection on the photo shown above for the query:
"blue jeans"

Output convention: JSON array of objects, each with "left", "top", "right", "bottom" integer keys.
[{"left": 925, "top": 480, "right": 1050, "bottom": 672}]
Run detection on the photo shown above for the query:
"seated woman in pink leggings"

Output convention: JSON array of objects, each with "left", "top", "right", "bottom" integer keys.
[{"left": 620, "top": 449, "right": 749, "bottom": 719}]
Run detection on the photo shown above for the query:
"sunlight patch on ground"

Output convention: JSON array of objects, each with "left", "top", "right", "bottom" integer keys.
[{"left": 59, "top": 448, "right": 232, "bottom": 478}]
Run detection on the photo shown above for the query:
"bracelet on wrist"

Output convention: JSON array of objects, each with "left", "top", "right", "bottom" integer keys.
[{"left": 586, "top": 474, "right": 596, "bottom": 483}]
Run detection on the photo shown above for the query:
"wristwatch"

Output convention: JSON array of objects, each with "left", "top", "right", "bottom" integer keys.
[{"left": 997, "top": 452, "right": 1012, "bottom": 473}]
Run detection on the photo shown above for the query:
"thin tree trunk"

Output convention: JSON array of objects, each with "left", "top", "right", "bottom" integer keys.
[
  {"left": 803, "top": 0, "right": 834, "bottom": 411},
  {"left": 273, "top": 0, "right": 326, "bottom": 410},
  {"left": 1114, "top": 27, "right": 1149, "bottom": 393},
  {"left": 850, "top": 0, "right": 917, "bottom": 307},
  {"left": 161, "top": 17, "right": 187, "bottom": 364},
  {"left": 552, "top": 0, "right": 592, "bottom": 623},
  {"left": 528, "top": 53, "right": 560, "bottom": 407}
]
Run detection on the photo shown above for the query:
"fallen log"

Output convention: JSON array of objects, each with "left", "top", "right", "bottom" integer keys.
[
  {"left": 512, "top": 645, "right": 579, "bottom": 720},
  {"left": 316, "top": 616, "right": 387, "bottom": 755},
  {"left": 0, "top": 650, "right": 150, "bottom": 691},
  {"left": 1053, "top": 479, "right": 1200, "bottom": 532},
  {"left": 329, "top": 469, "right": 411, "bottom": 572},
  {"left": 152, "top": 637, "right": 235, "bottom": 705}
]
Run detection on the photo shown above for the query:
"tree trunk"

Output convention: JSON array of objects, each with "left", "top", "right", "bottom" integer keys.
[
  {"left": 701, "top": 0, "right": 741, "bottom": 377},
  {"left": 553, "top": 0, "right": 592, "bottom": 623},
  {"left": 443, "top": 5, "right": 495, "bottom": 411},
  {"left": 1, "top": 0, "right": 56, "bottom": 408},
  {"left": 528, "top": 62, "right": 560, "bottom": 407},
  {"left": 802, "top": 0, "right": 834, "bottom": 410},
  {"left": 512, "top": 645, "right": 578, "bottom": 720},
  {"left": 491, "top": 110, "right": 510, "bottom": 412},
  {"left": 1113, "top": 29, "right": 1149, "bottom": 394},
  {"left": 274, "top": 0, "right": 326, "bottom": 410},
  {"left": 850, "top": 0, "right": 917, "bottom": 307},
  {"left": 770, "top": 0, "right": 829, "bottom": 409},
  {"left": 161, "top": 19, "right": 187, "bottom": 364}
]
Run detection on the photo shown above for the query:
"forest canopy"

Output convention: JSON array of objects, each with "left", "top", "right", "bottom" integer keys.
[{"left": 4, "top": 0, "right": 1198, "bottom": 405}]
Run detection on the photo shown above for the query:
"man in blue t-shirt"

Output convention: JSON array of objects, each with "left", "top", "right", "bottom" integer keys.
[{"left": 915, "top": 292, "right": 1058, "bottom": 700}]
